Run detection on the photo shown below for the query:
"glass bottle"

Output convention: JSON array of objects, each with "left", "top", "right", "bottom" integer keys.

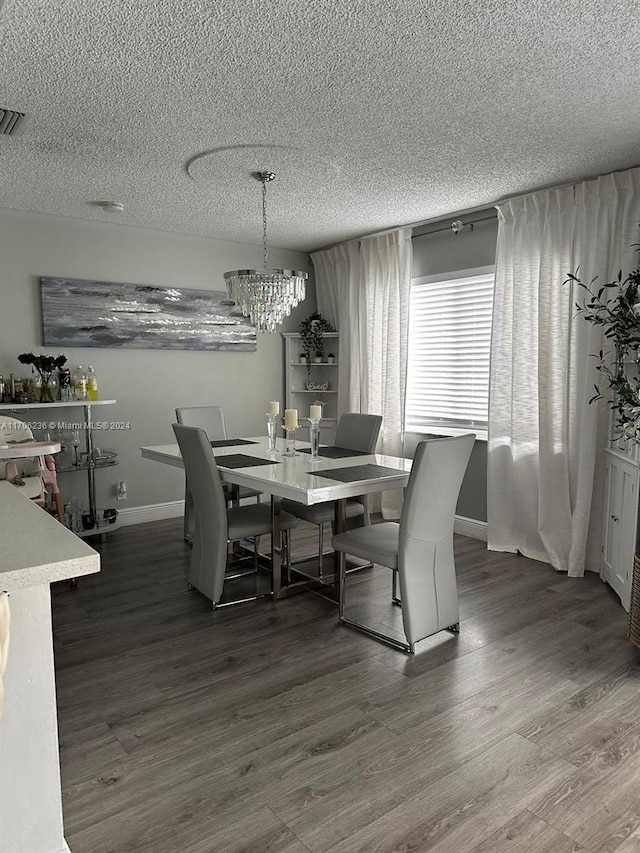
[
  {"left": 73, "top": 365, "right": 88, "bottom": 401},
  {"left": 87, "top": 365, "right": 99, "bottom": 401},
  {"left": 58, "top": 367, "right": 72, "bottom": 402}
]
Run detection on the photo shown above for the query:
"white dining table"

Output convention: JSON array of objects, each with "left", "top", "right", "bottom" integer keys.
[{"left": 141, "top": 435, "right": 412, "bottom": 599}]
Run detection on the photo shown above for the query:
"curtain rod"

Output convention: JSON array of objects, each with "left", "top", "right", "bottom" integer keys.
[
  {"left": 311, "top": 205, "right": 497, "bottom": 254},
  {"left": 311, "top": 162, "right": 640, "bottom": 256},
  {"left": 412, "top": 212, "right": 497, "bottom": 238}
]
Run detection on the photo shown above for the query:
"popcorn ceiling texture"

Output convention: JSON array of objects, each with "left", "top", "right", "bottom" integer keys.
[{"left": 0, "top": 0, "right": 637, "bottom": 251}]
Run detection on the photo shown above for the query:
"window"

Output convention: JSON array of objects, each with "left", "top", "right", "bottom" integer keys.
[{"left": 405, "top": 266, "right": 494, "bottom": 437}]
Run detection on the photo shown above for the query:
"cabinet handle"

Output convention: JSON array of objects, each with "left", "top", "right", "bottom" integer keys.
[{"left": 611, "top": 515, "right": 620, "bottom": 522}]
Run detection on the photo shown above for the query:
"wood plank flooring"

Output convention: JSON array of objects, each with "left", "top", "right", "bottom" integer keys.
[{"left": 51, "top": 519, "right": 640, "bottom": 853}]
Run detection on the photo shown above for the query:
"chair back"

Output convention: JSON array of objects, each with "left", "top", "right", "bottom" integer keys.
[
  {"left": 398, "top": 434, "right": 475, "bottom": 644},
  {"left": 334, "top": 413, "right": 382, "bottom": 452},
  {"left": 175, "top": 406, "right": 227, "bottom": 440},
  {"left": 0, "top": 416, "right": 44, "bottom": 498},
  {"left": 172, "top": 423, "right": 228, "bottom": 602}
]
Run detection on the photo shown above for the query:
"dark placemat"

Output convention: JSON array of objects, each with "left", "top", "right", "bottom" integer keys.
[
  {"left": 298, "top": 446, "right": 372, "bottom": 459},
  {"left": 310, "top": 463, "right": 406, "bottom": 483},
  {"left": 210, "top": 438, "right": 258, "bottom": 448},
  {"left": 216, "top": 453, "right": 280, "bottom": 469}
]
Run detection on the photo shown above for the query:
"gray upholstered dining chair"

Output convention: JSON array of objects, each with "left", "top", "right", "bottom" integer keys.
[
  {"left": 281, "top": 412, "right": 383, "bottom": 577},
  {"left": 332, "top": 433, "right": 475, "bottom": 653},
  {"left": 172, "top": 423, "right": 297, "bottom": 608},
  {"left": 175, "top": 405, "right": 262, "bottom": 543}
]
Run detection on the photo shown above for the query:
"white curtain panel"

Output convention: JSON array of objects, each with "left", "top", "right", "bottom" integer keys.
[
  {"left": 488, "top": 166, "right": 640, "bottom": 576},
  {"left": 312, "top": 241, "right": 362, "bottom": 416},
  {"left": 312, "top": 227, "right": 412, "bottom": 518}
]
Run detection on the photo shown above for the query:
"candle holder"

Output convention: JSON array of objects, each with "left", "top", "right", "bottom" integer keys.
[
  {"left": 308, "top": 418, "right": 321, "bottom": 460},
  {"left": 266, "top": 412, "right": 278, "bottom": 452},
  {"left": 283, "top": 427, "right": 298, "bottom": 457}
]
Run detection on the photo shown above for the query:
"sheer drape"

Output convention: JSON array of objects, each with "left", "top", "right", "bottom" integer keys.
[
  {"left": 311, "top": 241, "right": 362, "bottom": 416},
  {"left": 312, "top": 227, "right": 412, "bottom": 518},
  {"left": 488, "top": 167, "right": 640, "bottom": 575}
]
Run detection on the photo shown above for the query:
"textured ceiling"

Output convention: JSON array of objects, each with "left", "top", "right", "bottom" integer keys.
[{"left": 0, "top": 0, "right": 638, "bottom": 252}]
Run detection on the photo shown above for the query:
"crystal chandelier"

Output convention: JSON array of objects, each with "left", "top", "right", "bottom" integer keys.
[{"left": 224, "top": 171, "right": 307, "bottom": 334}]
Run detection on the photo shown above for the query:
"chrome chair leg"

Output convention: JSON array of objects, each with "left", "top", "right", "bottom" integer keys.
[
  {"left": 286, "top": 530, "right": 292, "bottom": 583},
  {"left": 338, "top": 551, "right": 346, "bottom": 618},
  {"left": 318, "top": 523, "right": 324, "bottom": 578},
  {"left": 392, "top": 569, "right": 401, "bottom": 606},
  {"left": 338, "top": 553, "right": 414, "bottom": 654}
]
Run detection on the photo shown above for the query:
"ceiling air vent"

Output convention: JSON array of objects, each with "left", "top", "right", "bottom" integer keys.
[{"left": 0, "top": 108, "right": 27, "bottom": 137}]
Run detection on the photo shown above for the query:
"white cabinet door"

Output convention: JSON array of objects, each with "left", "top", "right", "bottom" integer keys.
[{"left": 602, "top": 450, "right": 637, "bottom": 612}]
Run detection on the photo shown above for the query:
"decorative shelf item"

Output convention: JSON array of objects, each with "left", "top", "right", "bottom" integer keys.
[
  {"left": 16, "top": 351, "right": 67, "bottom": 404},
  {"left": 298, "top": 312, "right": 336, "bottom": 373},
  {"left": 283, "top": 331, "right": 339, "bottom": 444}
]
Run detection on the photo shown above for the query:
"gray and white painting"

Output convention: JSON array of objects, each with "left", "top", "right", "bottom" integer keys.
[{"left": 40, "top": 277, "right": 257, "bottom": 351}]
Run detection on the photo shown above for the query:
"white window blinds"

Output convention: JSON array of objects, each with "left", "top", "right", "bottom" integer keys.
[{"left": 406, "top": 267, "right": 494, "bottom": 433}]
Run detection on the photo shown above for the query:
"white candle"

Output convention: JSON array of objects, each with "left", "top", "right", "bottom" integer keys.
[
  {"left": 309, "top": 404, "right": 322, "bottom": 421},
  {"left": 284, "top": 408, "right": 298, "bottom": 430},
  {"left": 268, "top": 401, "right": 280, "bottom": 415}
]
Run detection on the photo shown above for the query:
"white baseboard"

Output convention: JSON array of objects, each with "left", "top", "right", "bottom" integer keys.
[
  {"left": 116, "top": 500, "right": 185, "bottom": 527},
  {"left": 454, "top": 515, "right": 487, "bottom": 540},
  {"left": 116, "top": 502, "right": 488, "bottom": 541}
]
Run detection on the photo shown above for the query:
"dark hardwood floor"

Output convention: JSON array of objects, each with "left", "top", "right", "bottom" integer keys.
[{"left": 51, "top": 519, "right": 640, "bottom": 853}]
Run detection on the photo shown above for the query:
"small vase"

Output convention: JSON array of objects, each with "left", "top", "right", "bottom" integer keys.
[{"left": 38, "top": 372, "right": 59, "bottom": 403}]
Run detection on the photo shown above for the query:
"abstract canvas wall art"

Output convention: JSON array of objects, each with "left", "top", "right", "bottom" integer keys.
[{"left": 40, "top": 277, "right": 257, "bottom": 351}]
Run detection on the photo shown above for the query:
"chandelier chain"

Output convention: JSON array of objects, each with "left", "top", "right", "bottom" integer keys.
[{"left": 262, "top": 178, "right": 268, "bottom": 268}]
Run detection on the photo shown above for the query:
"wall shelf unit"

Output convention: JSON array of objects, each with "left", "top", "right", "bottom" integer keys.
[
  {"left": 0, "top": 399, "right": 119, "bottom": 538},
  {"left": 283, "top": 332, "right": 339, "bottom": 445}
]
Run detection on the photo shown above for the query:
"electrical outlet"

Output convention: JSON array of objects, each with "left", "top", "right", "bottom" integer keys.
[{"left": 116, "top": 481, "right": 127, "bottom": 501}]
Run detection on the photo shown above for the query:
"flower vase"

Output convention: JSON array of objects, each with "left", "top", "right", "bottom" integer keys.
[{"left": 38, "top": 372, "right": 59, "bottom": 403}]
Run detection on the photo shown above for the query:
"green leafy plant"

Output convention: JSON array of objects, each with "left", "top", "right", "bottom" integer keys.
[
  {"left": 564, "top": 237, "right": 640, "bottom": 440},
  {"left": 299, "top": 312, "right": 335, "bottom": 373}
]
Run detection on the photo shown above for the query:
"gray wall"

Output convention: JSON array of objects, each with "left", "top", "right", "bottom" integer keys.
[
  {"left": 0, "top": 208, "right": 315, "bottom": 513},
  {"left": 409, "top": 214, "right": 498, "bottom": 522},
  {"left": 1, "top": 206, "right": 497, "bottom": 524}
]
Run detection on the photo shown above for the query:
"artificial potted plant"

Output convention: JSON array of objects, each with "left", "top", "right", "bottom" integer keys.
[
  {"left": 299, "top": 312, "right": 335, "bottom": 373},
  {"left": 565, "top": 236, "right": 640, "bottom": 647},
  {"left": 565, "top": 241, "right": 640, "bottom": 439}
]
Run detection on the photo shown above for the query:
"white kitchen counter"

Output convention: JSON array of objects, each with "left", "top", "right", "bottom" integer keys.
[
  {"left": 0, "top": 481, "right": 100, "bottom": 853},
  {"left": 0, "top": 480, "right": 99, "bottom": 589}
]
